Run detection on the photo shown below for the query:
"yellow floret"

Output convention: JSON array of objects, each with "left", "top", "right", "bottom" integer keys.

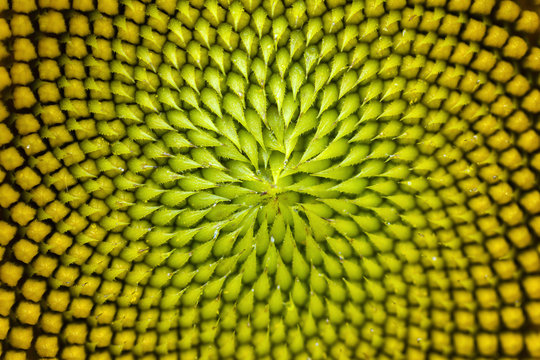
[
  {"left": 41, "top": 105, "right": 66, "bottom": 125},
  {"left": 506, "top": 74, "right": 530, "bottom": 96},
  {"left": 12, "top": 0, "right": 37, "bottom": 13},
  {"left": 516, "top": 10, "right": 539, "bottom": 33},
  {"left": 0, "top": 123, "right": 13, "bottom": 146},
  {"left": 92, "top": 38, "right": 113, "bottom": 61},
  {"left": 518, "top": 249, "right": 540, "bottom": 273},
  {"left": 0, "top": 184, "right": 19, "bottom": 208},
  {"left": 14, "top": 114, "right": 39, "bottom": 135},
  {"left": 65, "top": 323, "right": 88, "bottom": 345},
  {"left": 0, "top": 288, "right": 15, "bottom": 317},
  {"left": 13, "top": 239, "right": 39, "bottom": 264},
  {"left": 98, "top": 0, "right": 119, "bottom": 15},
  {"left": 503, "top": 36, "right": 528, "bottom": 59},
  {"left": 4, "top": 352, "right": 27, "bottom": 360},
  {"left": 495, "top": 1, "right": 521, "bottom": 22},
  {"left": 26, "top": 220, "right": 51, "bottom": 242},
  {"left": 483, "top": 26, "right": 509, "bottom": 48},
  {"left": 10, "top": 63, "right": 34, "bottom": 85},
  {"left": 522, "top": 89, "right": 540, "bottom": 113},
  {"left": 13, "top": 38, "right": 36, "bottom": 62},
  {"left": 47, "top": 290, "right": 70, "bottom": 312},
  {"left": 90, "top": 326, "right": 113, "bottom": 347},
  {"left": 0, "top": 262, "right": 24, "bottom": 287},
  {"left": 508, "top": 226, "right": 532, "bottom": 249},
  {"left": 0, "top": 101, "right": 7, "bottom": 121},
  {"left": 454, "top": 333, "right": 474, "bottom": 356},
  {"left": 36, "top": 335, "right": 59, "bottom": 357},
  {"left": 511, "top": 168, "right": 536, "bottom": 190},
  {"left": 69, "top": 298, "right": 93, "bottom": 318},
  {"left": 72, "top": 0, "right": 94, "bottom": 11},
  {"left": 13, "top": 86, "right": 37, "bottom": 109},
  {"left": 9, "top": 327, "right": 33, "bottom": 350},
  {"left": 15, "top": 302, "right": 41, "bottom": 325},
  {"left": 461, "top": 19, "right": 486, "bottom": 42},
  {"left": 33, "top": 153, "right": 61, "bottom": 175},
  {"left": 38, "top": 59, "right": 61, "bottom": 80},
  {"left": 32, "top": 254, "right": 58, "bottom": 277},
  {"left": 506, "top": 110, "right": 530, "bottom": 133},
  {"left": 500, "top": 282, "right": 523, "bottom": 305},
  {"left": 40, "top": 312, "right": 63, "bottom": 334},
  {"left": 0, "top": 66, "right": 10, "bottom": 90},
  {"left": 517, "top": 130, "right": 539, "bottom": 153},
  {"left": 38, "top": 11, "right": 66, "bottom": 33},
  {"left": 0, "top": 147, "right": 24, "bottom": 170},
  {"left": 499, "top": 148, "right": 523, "bottom": 170},
  {"left": 0, "top": 221, "right": 16, "bottom": 246},
  {"left": 69, "top": 14, "right": 90, "bottom": 36},
  {"left": 15, "top": 167, "right": 41, "bottom": 190},
  {"left": 38, "top": 82, "right": 61, "bottom": 103},
  {"left": 47, "top": 232, "right": 73, "bottom": 255},
  {"left": 39, "top": 0, "right": 70, "bottom": 9},
  {"left": 64, "top": 59, "right": 86, "bottom": 79},
  {"left": 500, "top": 332, "right": 523, "bottom": 356},
  {"left": 0, "top": 18, "right": 10, "bottom": 40},
  {"left": 62, "top": 345, "right": 87, "bottom": 359},
  {"left": 66, "top": 37, "right": 88, "bottom": 58},
  {"left": 501, "top": 307, "right": 525, "bottom": 329},
  {"left": 500, "top": 203, "right": 524, "bottom": 226},
  {"left": 21, "top": 279, "right": 46, "bottom": 302},
  {"left": 10, "top": 15, "right": 33, "bottom": 36},
  {"left": 38, "top": 37, "right": 61, "bottom": 58},
  {"left": 488, "top": 182, "right": 513, "bottom": 204},
  {"left": 20, "top": 133, "right": 46, "bottom": 155},
  {"left": 94, "top": 16, "right": 115, "bottom": 38},
  {"left": 0, "top": 317, "right": 8, "bottom": 340},
  {"left": 125, "top": 0, "right": 146, "bottom": 23},
  {"left": 55, "top": 265, "right": 79, "bottom": 287},
  {"left": 527, "top": 302, "right": 540, "bottom": 325}
]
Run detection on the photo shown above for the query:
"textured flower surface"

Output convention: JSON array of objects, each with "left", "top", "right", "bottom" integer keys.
[{"left": 1, "top": 0, "right": 540, "bottom": 359}]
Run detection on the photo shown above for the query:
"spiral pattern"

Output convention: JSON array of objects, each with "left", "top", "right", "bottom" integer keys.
[{"left": 0, "top": 0, "right": 540, "bottom": 359}]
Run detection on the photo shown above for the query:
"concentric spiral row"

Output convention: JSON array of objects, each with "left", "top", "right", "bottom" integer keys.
[{"left": 0, "top": 0, "right": 540, "bottom": 359}]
